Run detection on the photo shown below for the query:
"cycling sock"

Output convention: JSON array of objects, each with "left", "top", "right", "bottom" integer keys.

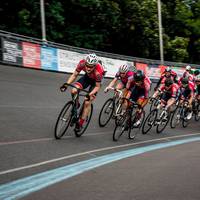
[{"left": 79, "top": 118, "right": 85, "bottom": 126}]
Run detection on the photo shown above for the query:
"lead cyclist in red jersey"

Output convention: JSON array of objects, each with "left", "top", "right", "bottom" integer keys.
[{"left": 60, "top": 53, "right": 104, "bottom": 131}]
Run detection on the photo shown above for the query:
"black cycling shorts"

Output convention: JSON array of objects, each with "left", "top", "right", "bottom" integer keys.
[
  {"left": 130, "top": 85, "right": 146, "bottom": 102},
  {"left": 74, "top": 74, "right": 97, "bottom": 93}
]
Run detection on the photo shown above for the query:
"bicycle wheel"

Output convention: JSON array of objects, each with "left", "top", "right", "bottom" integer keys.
[
  {"left": 74, "top": 103, "right": 93, "bottom": 137},
  {"left": 156, "top": 111, "right": 170, "bottom": 133},
  {"left": 150, "top": 99, "right": 159, "bottom": 112},
  {"left": 182, "top": 108, "right": 189, "bottom": 128},
  {"left": 129, "top": 110, "right": 145, "bottom": 139},
  {"left": 98, "top": 98, "right": 114, "bottom": 127},
  {"left": 113, "top": 115, "right": 131, "bottom": 141},
  {"left": 142, "top": 109, "right": 157, "bottom": 134},
  {"left": 194, "top": 103, "right": 200, "bottom": 121},
  {"left": 54, "top": 101, "right": 74, "bottom": 139},
  {"left": 170, "top": 107, "right": 181, "bottom": 128}
]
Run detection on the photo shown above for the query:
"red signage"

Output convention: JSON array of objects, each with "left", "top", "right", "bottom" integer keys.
[{"left": 22, "top": 42, "right": 41, "bottom": 68}]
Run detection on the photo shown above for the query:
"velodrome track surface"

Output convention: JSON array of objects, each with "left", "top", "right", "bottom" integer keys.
[{"left": 0, "top": 64, "right": 200, "bottom": 200}]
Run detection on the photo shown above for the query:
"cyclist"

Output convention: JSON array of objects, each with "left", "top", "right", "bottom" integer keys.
[
  {"left": 154, "top": 66, "right": 178, "bottom": 91},
  {"left": 104, "top": 64, "right": 134, "bottom": 93},
  {"left": 152, "top": 78, "right": 179, "bottom": 119},
  {"left": 179, "top": 65, "right": 194, "bottom": 83},
  {"left": 60, "top": 53, "right": 104, "bottom": 131},
  {"left": 179, "top": 77, "right": 195, "bottom": 120},
  {"left": 195, "top": 74, "right": 200, "bottom": 101},
  {"left": 125, "top": 70, "right": 151, "bottom": 127}
]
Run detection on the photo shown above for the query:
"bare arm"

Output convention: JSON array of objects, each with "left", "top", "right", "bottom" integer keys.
[
  {"left": 90, "top": 82, "right": 101, "bottom": 96},
  {"left": 107, "top": 78, "right": 118, "bottom": 88},
  {"left": 66, "top": 70, "right": 79, "bottom": 84}
]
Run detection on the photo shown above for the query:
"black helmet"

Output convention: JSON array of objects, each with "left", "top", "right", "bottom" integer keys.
[
  {"left": 134, "top": 70, "right": 145, "bottom": 82},
  {"left": 194, "top": 69, "right": 200, "bottom": 76},
  {"left": 164, "top": 78, "right": 173, "bottom": 87},
  {"left": 181, "top": 77, "right": 189, "bottom": 85}
]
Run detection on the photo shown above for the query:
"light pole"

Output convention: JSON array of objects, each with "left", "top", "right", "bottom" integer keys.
[
  {"left": 157, "top": 0, "right": 164, "bottom": 65},
  {"left": 40, "top": 0, "right": 47, "bottom": 42}
]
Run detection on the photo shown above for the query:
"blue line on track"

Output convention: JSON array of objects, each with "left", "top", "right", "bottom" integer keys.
[{"left": 0, "top": 136, "right": 200, "bottom": 200}]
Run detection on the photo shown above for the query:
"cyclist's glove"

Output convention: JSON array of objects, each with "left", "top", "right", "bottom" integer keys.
[
  {"left": 60, "top": 83, "right": 68, "bottom": 92},
  {"left": 154, "top": 86, "right": 158, "bottom": 91},
  {"left": 85, "top": 94, "right": 90, "bottom": 101}
]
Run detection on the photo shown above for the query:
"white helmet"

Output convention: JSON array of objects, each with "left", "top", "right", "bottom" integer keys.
[
  {"left": 186, "top": 65, "right": 191, "bottom": 71},
  {"left": 119, "top": 64, "right": 129, "bottom": 73},
  {"left": 196, "top": 74, "right": 200, "bottom": 81},
  {"left": 85, "top": 53, "right": 98, "bottom": 66}
]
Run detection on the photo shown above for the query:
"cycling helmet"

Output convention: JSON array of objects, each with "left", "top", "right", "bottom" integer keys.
[
  {"left": 119, "top": 64, "right": 129, "bottom": 73},
  {"left": 85, "top": 53, "right": 98, "bottom": 66},
  {"left": 194, "top": 69, "right": 200, "bottom": 76},
  {"left": 165, "top": 67, "right": 172, "bottom": 72},
  {"left": 186, "top": 65, "right": 191, "bottom": 71},
  {"left": 134, "top": 70, "right": 145, "bottom": 82},
  {"left": 181, "top": 77, "right": 189, "bottom": 85},
  {"left": 195, "top": 74, "right": 200, "bottom": 81},
  {"left": 164, "top": 78, "right": 173, "bottom": 87}
]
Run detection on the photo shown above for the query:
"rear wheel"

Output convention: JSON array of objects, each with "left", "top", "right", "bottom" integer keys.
[
  {"left": 75, "top": 103, "right": 93, "bottom": 137},
  {"left": 98, "top": 98, "right": 114, "bottom": 127},
  {"left": 54, "top": 101, "right": 74, "bottom": 139}
]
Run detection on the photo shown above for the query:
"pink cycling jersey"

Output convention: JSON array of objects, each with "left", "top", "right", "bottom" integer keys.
[
  {"left": 76, "top": 59, "right": 104, "bottom": 82},
  {"left": 115, "top": 70, "right": 134, "bottom": 85}
]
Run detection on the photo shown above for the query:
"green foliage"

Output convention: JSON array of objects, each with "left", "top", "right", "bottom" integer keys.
[{"left": 0, "top": 0, "right": 199, "bottom": 63}]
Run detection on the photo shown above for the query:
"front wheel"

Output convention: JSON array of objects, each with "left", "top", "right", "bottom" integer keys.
[
  {"left": 74, "top": 103, "right": 93, "bottom": 137},
  {"left": 170, "top": 107, "right": 181, "bottom": 128},
  {"left": 142, "top": 109, "right": 157, "bottom": 134},
  {"left": 194, "top": 103, "right": 200, "bottom": 121},
  {"left": 156, "top": 110, "right": 170, "bottom": 134},
  {"left": 98, "top": 98, "right": 114, "bottom": 127},
  {"left": 113, "top": 115, "right": 131, "bottom": 141},
  {"left": 54, "top": 101, "right": 74, "bottom": 139}
]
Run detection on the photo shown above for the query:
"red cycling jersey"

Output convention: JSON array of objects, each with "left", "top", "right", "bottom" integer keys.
[
  {"left": 76, "top": 59, "right": 104, "bottom": 82},
  {"left": 179, "top": 71, "right": 194, "bottom": 84},
  {"left": 131, "top": 76, "right": 151, "bottom": 98},
  {"left": 180, "top": 81, "right": 195, "bottom": 98},
  {"left": 160, "top": 71, "right": 177, "bottom": 84},
  {"left": 160, "top": 83, "right": 179, "bottom": 98}
]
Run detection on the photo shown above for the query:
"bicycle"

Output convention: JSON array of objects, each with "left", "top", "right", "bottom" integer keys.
[
  {"left": 54, "top": 83, "right": 93, "bottom": 139},
  {"left": 149, "top": 93, "right": 162, "bottom": 112},
  {"left": 98, "top": 87, "right": 123, "bottom": 127},
  {"left": 170, "top": 100, "right": 190, "bottom": 128},
  {"left": 142, "top": 101, "right": 171, "bottom": 134},
  {"left": 113, "top": 98, "right": 145, "bottom": 141}
]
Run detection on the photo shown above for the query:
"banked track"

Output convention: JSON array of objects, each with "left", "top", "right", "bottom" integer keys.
[{"left": 0, "top": 64, "right": 200, "bottom": 200}]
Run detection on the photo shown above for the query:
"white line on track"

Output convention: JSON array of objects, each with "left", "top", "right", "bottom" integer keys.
[
  {"left": 0, "top": 131, "right": 111, "bottom": 146},
  {"left": 0, "top": 105, "right": 60, "bottom": 109},
  {"left": 0, "top": 132, "right": 200, "bottom": 176}
]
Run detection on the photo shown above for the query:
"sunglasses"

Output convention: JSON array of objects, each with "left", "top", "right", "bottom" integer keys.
[{"left": 86, "top": 64, "right": 95, "bottom": 69}]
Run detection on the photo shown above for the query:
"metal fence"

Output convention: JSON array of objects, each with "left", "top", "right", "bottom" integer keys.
[{"left": 0, "top": 30, "right": 199, "bottom": 68}]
